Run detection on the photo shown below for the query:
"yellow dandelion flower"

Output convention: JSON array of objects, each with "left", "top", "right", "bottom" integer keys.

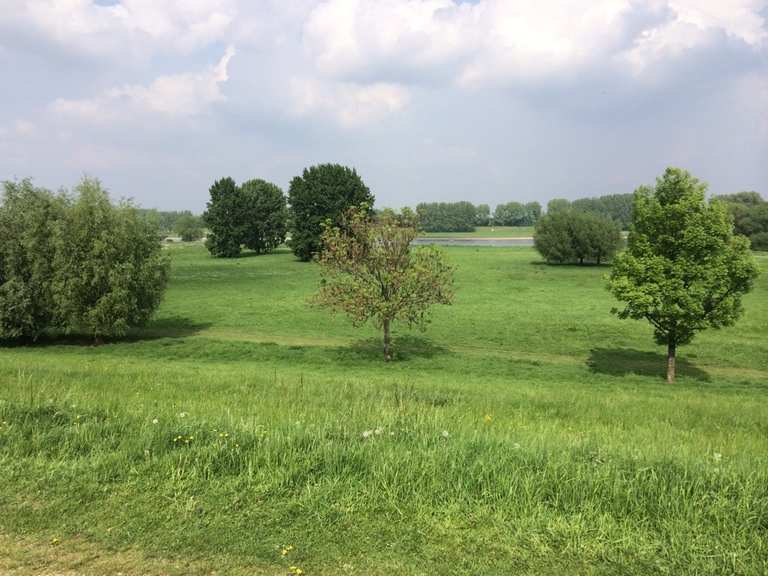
[{"left": 483, "top": 414, "right": 493, "bottom": 424}]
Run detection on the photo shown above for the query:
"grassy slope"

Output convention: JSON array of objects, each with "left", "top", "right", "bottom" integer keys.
[
  {"left": 418, "top": 226, "right": 534, "bottom": 238},
  {"left": 1, "top": 245, "right": 766, "bottom": 575}
]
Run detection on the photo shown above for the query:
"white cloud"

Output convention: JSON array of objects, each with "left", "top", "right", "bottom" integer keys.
[
  {"left": 51, "top": 46, "right": 236, "bottom": 122},
  {"left": 1, "top": 0, "right": 236, "bottom": 56},
  {"left": 289, "top": 77, "right": 409, "bottom": 127},
  {"left": 302, "top": 0, "right": 767, "bottom": 87}
]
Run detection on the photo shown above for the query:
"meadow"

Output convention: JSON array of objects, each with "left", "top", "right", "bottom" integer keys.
[{"left": 1, "top": 244, "right": 767, "bottom": 575}]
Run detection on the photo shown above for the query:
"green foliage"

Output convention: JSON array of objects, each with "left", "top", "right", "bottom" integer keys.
[
  {"left": 204, "top": 177, "right": 287, "bottom": 257},
  {"left": 315, "top": 207, "right": 453, "bottom": 360},
  {"left": 714, "top": 191, "right": 768, "bottom": 250},
  {"left": 173, "top": 212, "right": 204, "bottom": 242},
  {"left": 0, "top": 177, "right": 169, "bottom": 342},
  {"left": 288, "top": 164, "right": 374, "bottom": 261},
  {"left": 493, "top": 201, "right": 540, "bottom": 226},
  {"left": 609, "top": 168, "right": 759, "bottom": 382},
  {"left": 571, "top": 193, "right": 634, "bottom": 229},
  {"left": 239, "top": 179, "right": 288, "bottom": 254},
  {"left": 534, "top": 211, "right": 621, "bottom": 264},
  {"left": 51, "top": 178, "right": 170, "bottom": 341},
  {"left": 415, "top": 201, "right": 476, "bottom": 232},
  {"left": 475, "top": 203, "right": 491, "bottom": 226},
  {"left": 0, "top": 180, "right": 65, "bottom": 339},
  {"left": 204, "top": 178, "right": 242, "bottom": 257},
  {"left": 139, "top": 209, "right": 199, "bottom": 237},
  {"left": 547, "top": 198, "right": 571, "bottom": 214}
]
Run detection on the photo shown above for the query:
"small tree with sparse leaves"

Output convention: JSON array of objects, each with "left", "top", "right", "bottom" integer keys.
[
  {"left": 608, "top": 168, "right": 759, "bottom": 383},
  {"left": 314, "top": 207, "right": 454, "bottom": 361}
]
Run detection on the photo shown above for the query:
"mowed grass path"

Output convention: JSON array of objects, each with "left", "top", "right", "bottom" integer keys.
[{"left": 1, "top": 245, "right": 767, "bottom": 575}]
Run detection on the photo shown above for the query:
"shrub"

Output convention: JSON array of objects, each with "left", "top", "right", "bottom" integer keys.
[{"left": 174, "top": 212, "right": 204, "bottom": 242}]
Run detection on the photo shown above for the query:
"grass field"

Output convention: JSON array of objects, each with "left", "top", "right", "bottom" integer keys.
[
  {"left": 418, "top": 225, "right": 534, "bottom": 238},
  {"left": 1, "top": 244, "right": 767, "bottom": 575}
]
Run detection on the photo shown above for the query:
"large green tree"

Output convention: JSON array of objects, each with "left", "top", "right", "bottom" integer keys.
[
  {"left": 204, "top": 177, "right": 244, "bottom": 257},
  {"left": 240, "top": 179, "right": 288, "bottom": 254},
  {"left": 52, "top": 178, "right": 170, "bottom": 342},
  {"left": 204, "top": 177, "right": 287, "bottom": 257},
  {"left": 608, "top": 168, "right": 759, "bottom": 383},
  {"left": 288, "top": 164, "right": 374, "bottom": 261},
  {"left": 534, "top": 211, "right": 621, "bottom": 264},
  {"left": 314, "top": 207, "right": 454, "bottom": 361}
]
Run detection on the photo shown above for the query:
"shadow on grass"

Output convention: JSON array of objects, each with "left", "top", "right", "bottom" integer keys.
[
  {"left": 587, "top": 347, "right": 711, "bottom": 382},
  {"left": 0, "top": 316, "right": 212, "bottom": 348},
  {"left": 335, "top": 335, "right": 449, "bottom": 363},
  {"left": 530, "top": 260, "right": 614, "bottom": 267}
]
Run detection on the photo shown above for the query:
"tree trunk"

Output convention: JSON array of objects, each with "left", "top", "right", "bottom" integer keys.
[
  {"left": 383, "top": 318, "right": 392, "bottom": 362},
  {"left": 666, "top": 340, "right": 676, "bottom": 384}
]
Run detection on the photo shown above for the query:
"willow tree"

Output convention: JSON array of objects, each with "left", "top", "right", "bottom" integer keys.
[
  {"left": 608, "top": 168, "right": 759, "bottom": 383},
  {"left": 314, "top": 207, "right": 454, "bottom": 361}
]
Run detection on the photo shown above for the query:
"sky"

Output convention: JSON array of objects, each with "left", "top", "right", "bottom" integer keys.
[{"left": 0, "top": 0, "right": 766, "bottom": 212}]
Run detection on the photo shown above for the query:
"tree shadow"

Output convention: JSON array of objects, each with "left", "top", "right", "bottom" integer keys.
[
  {"left": 0, "top": 316, "right": 212, "bottom": 348},
  {"left": 587, "top": 347, "right": 711, "bottom": 382},
  {"left": 334, "top": 334, "right": 449, "bottom": 362},
  {"left": 530, "top": 260, "right": 613, "bottom": 267}
]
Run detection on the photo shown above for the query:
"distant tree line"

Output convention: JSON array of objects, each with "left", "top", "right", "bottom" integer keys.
[
  {"left": 547, "top": 194, "right": 634, "bottom": 229},
  {"left": 0, "top": 178, "right": 169, "bottom": 343},
  {"left": 416, "top": 202, "right": 477, "bottom": 232},
  {"left": 714, "top": 191, "right": 768, "bottom": 251}
]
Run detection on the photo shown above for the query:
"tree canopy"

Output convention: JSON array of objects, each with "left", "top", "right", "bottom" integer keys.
[
  {"left": 204, "top": 177, "right": 287, "bottom": 257},
  {"left": 288, "top": 164, "right": 374, "bottom": 261},
  {"left": 415, "top": 202, "right": 476, "bottom": 232},
  {"left": 0, "top": 177, "right": 170, "bottom": 342},
  {"left": 608, "top": 168, "right": 759, "bottom": 383},
  {"left": 534, "top": 211, "right": 621, "bottom": 264}
]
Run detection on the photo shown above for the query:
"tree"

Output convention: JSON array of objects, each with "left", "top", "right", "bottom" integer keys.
[
  {"left": 51, "top": 177, "right": 170, "bottom": 343},
  {"left": 608, "top": 168, "right": 759, "bottom": 383},
  {"left": 526, "top": 201, "right": 542, "bottom": 223},
  {"left": 415, "top": 202, "right": 476, "bottom": 232},
  {"left": 0, "top": 180, "right": 65, "bottom": 340},
  {"left": 475, "top": 204, "right": 491, "bottom": 226},
  {"left": 240, "top": 179, "right": 288, "bottom": 254},
  {"left": 314, "top": 207, "right": 454, "bottom": 361},
  {"left": 288, "top": 164, "right": 374, "bottom": 261},
  {"left": 204, "top": 177, "right": 243, "bottom": 257},
  {"left": 174, "top": 212, "right": 204, "bottom": 241},
  {"left": 534, "top": 211, "right": 621, "bottom": 264},
  {"left": 204, "top": 177, "right": 287, "bottom": 257},
  {"left": 571, "top": 193, "right": 634, "bottom": 229},
  {"left": 547, "top": 198, "right": 571, "bottom": 214},
  {"left": 715, "top": 191, "right": 768, "bottom": 250}
]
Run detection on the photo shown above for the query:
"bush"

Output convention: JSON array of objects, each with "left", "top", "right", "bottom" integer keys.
[
  {"left": 534, "top": 211, "right": 621, "bottom": 264},
  {"left": 415, "top": 202, "right": 476, "bottom": 232},
  {"left": 288, "top": 164, "right": 374, "bottom": 261},
  {"left": 0, "top": 177, "right": 170, "bottom": 342}
]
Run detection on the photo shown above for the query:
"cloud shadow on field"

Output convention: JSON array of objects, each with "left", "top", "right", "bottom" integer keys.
[
  {"left": 587, "top": 347, "right": 711, "bottom": 382},
  {"left": 335, "top": 335, "right": 448, "bottom": 363}
]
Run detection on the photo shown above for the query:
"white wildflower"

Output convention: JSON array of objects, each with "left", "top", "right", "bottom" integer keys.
[
  {"left": 713, "top": 452, "right": 722, "bottom": 463},
  {"left": 152, "top": 418, "right": 158, "bottom": 425},
  {"left": 374, "top": 427, "right": 383, "bottom": 435},
  {"left": 362, "top": 430, "right": 373, "bottom": 439},
  {"left": 441, "top": 430, "right": 450, "bottom": 439}
]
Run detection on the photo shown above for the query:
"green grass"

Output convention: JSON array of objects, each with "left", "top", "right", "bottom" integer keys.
[
  {"left": 1, "top": 244, "right": 767, "bottom": 575},
  {"left": 419, "top": 225, "right": 534, "bottom": 238}
]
